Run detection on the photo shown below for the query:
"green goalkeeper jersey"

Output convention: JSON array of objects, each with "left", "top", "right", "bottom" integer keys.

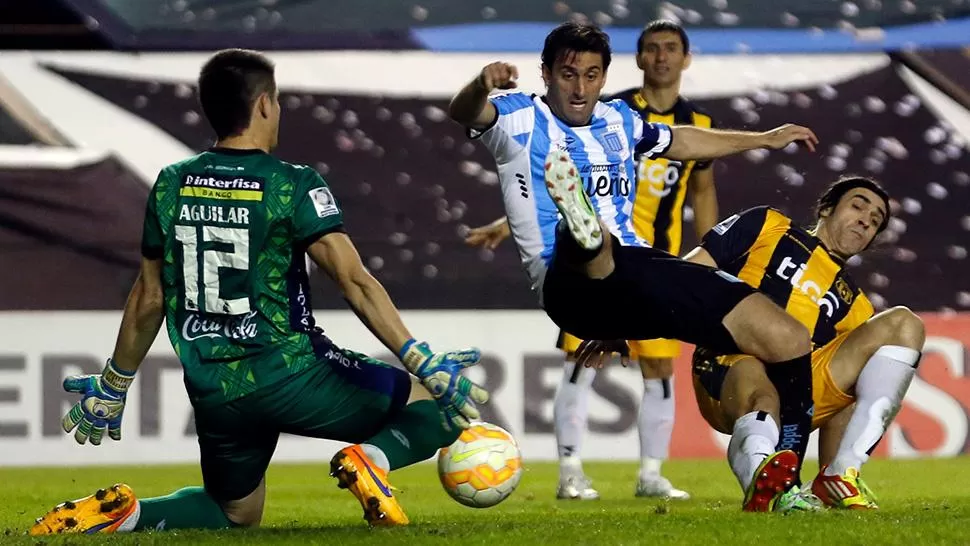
[{"left": 141, "top": 148, "right": 344, "bottom": 408}]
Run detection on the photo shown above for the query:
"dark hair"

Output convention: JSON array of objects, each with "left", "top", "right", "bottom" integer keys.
[
  {"left": 541, "top": 22, "right": 612, "bottom": 71},
  {"left": 197, "top": 48, "right": 276, "bottom": 140},
  {"left": 815, "top": 175, "right": 891, "bottom": 233},
  {"left": 637, "top": 19, "right": 690, "bottom": 55}
]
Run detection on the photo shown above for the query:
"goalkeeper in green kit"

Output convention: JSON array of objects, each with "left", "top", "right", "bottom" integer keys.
[{"left": 29, "top": 48, "right": 488, "bottom": 535}]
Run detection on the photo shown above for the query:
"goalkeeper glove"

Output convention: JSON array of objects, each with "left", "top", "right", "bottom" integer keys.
[
  {"left": 62, "top": 358, "right": 135, "bottom": 446},
  {"left": 400, "top": 339, "right": 490, "bottom": 430}
]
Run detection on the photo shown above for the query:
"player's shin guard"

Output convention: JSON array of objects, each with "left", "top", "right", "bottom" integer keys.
[
  {"left": 826, "top": 346, "right": 920, "bottom": 477},
  {"left": 764, "top": 353, "right": 814, "bottom": 479},
  {"left": 365, "top": 400, "right": 461, "bottom": 470}
]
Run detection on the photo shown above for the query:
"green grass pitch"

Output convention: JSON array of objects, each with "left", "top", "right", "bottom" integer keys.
[{"left": 4, "top": 457, "right": 969, "bottom": 545}]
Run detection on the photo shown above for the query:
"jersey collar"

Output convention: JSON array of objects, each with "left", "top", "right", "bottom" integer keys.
[
  {"left": 208, "top": 147, "right": 267, "bottom": 156},
  {"left": 632, "top": 90, "right": 683, "bottom": 116},
  {"left": 808, "top": 228, "right": 848, "bottom": 265}
]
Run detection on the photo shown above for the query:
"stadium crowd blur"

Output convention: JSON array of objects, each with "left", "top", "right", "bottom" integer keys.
[{"left": 1, "top": 0, "right": 968, "bottom": 314}]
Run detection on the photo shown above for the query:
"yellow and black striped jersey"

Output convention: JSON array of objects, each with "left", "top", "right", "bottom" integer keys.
[
  {"left": 700, "top": 206, "right": 874, "bottom": 348},
  {"left": 606, "top": 88, "right": 715, "bottom": 255}
]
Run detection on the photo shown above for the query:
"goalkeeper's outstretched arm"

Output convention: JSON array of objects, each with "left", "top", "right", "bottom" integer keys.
[
  {"left": 110, "top": 258, "right": 166, "bottom": 374},
  {"left": 308, "top": 232, "right": 413, "bottom": 356}
]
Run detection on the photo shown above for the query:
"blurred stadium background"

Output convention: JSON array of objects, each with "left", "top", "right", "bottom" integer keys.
[{"left": 0, "top": 0, "right": 969, "bottom": 467}]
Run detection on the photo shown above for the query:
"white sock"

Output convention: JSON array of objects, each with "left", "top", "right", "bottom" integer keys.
[
  {"left": 641, "top": 457, "right": 663, "bottom": 478},
  {"left": 360, "top": 443, "right": 391, "bottom": 473},
  {"left": 554, "top": 359, "right": 596, "bottom": 477},
  {"left": 825, "top": 345, "right": 920, "bottom": 477},
  {"left": 728, "top": 411, "right": 780, "bottom": 492},
  {"left": 638, "top": 377, "right": 675, "bottom": 480},
  {"left": 116, "top": 502, "right": 141, "bottom": 532}
]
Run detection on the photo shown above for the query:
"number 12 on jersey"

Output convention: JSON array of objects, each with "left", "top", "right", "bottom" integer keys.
[{"left": 175, "top": 224, "right": 251, "bottom": 315}]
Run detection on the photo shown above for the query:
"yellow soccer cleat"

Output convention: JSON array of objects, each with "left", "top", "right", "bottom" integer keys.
[
  {"left": 812, "top": 465, "right": 878, "bottom": 510},
  {"left": 29, "top": 483, "right": 139, "bottom": 535},
  {"left": 856, "top": 474, "right": 880, "bottom": 509},
  {"left": 742, "top": 450, "right": 800, "bottom": 512},
  {"left": 330, "top": 444, "right": 409, "bottom": 526}
]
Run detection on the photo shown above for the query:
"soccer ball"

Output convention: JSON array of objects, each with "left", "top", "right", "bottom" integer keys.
[{"left": 437, "top": 421, "right": 523, "bottom": 508}]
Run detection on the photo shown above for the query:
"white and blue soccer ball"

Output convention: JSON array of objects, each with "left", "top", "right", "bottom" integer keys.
[{"left": 437, "top": 421, "right": 523, "bottom": 508}]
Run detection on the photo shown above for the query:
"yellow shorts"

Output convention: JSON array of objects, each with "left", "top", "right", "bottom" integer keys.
[
  {"left": 692, "top": 331, "right": 855, "bottom": 432},
  {"left": 557, "top": 331, "right": 681, "bottom": 359}
]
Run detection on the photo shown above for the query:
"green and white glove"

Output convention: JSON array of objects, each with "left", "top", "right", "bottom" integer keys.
[
  {"left": 400, "top": 339, "right": 490, "bottom": 430},
  {"left": 62, "top": 359, "right": 135, "bottom": 446}
]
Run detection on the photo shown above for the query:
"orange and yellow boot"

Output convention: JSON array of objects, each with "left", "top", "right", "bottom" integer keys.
[
  {"left": 330, "top": 444, "right": 409, "bottom": 526},
  {"left": 29, "top": 483, "right": 139, "bottom": 535}
]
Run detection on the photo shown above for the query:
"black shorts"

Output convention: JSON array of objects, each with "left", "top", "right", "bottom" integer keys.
[
  {"left": 541, "top": 236, "right": 757, "bottom": 355},
  {"left": 691, "top": 347, "right": 732, "bottom": 401}
]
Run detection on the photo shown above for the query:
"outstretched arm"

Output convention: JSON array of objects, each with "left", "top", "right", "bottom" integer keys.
[
  {"left": 665, "top": 124, "right": 818, "bottom": 161},
  {"left": 308, "top": 231, "right": 412, "bottom": 354},
  {"left": 308, "top": 231, "right": 489, "bottom": 429},
  {"left": 448, "top": 62, "right": 518, "bottom": 130}
]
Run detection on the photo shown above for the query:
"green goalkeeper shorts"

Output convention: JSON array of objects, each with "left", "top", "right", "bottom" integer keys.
[{"left": 194, "top": 340, "right": 412, "bottom": 502}]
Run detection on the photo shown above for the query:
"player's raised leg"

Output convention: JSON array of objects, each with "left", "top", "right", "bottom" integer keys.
[
  {"left": 634, "top": 352, "right": 689, "bottom": 500},
  {"left": 552, "top": 333, "right": 600, "bottom": 499},
  {"left": 811, "top": 306, "right": 924, "bottom": 509},
  {"left": 544, "top": 149, "right": 615, "bottom": 280},
  {"left": 549, "top": 152, "right": 816, "bottom": 469},
  {"left": 545, "top": 149, "right": 601, "bottom": 250}
]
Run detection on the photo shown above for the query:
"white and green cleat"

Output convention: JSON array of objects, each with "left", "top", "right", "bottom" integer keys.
[
  {"left": 543, "top": 149, "right": 602, "bottom": 251},
  {"left": 773, "top": 485, "right": 825, "bottom": 513}
]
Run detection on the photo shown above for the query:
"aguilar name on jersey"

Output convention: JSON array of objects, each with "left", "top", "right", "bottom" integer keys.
[{"left": 142, "top": 149, "right": 344, "bottom": 407}]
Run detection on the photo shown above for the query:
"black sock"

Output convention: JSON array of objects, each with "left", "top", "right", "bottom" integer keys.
[
  {"left": 554, "top": 221, "right": 602, "bottom": 265},
  {"left": 764, "top": 353, "right": 814, "bottom": 481}
]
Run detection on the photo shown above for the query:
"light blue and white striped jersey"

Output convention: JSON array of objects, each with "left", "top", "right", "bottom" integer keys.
[{"left": 473, "top": 92, "right": 673, "bottom": 293}]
